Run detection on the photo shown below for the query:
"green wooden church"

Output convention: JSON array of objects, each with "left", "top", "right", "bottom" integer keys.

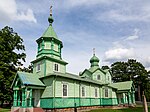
[{"left": 11, "top": 8, "right": 135, "bottom": 112}]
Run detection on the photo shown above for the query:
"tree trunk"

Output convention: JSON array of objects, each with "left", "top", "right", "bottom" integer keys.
[
  {"left": 138, "top": 84, "right": 141, "bottom": 101},
  {"left": 0, "top": 100, "right": 4, "bottom": 107},
  {"left": 143, "top": 91, "right": 148, "bottom": 112}
]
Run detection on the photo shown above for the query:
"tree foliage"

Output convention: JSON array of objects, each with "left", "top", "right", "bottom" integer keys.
[
  {"left": 18, "top": 63, "right": 33, "bottom": 73},
  {"left": 0, "top": 26, "right": 26, "bottom": 106},
  {"left": 101, "top": 65, "right": 110, "bottom": 70},
  {"left": 110, "top": 59, "right": 150, "bottom": 101}
]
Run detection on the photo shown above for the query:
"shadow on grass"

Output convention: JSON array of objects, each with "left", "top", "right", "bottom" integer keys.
[{"left": 0, "top": 108, "right": 11, "bottom": 112}]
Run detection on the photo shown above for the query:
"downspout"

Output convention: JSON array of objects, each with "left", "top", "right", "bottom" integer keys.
[
  {"left": 74, "top": 80, "right": 75, "bottom": 108},
  {"left": 89, "top": 83, "right": 91, "bottom": 106},
  {"left": 79, "top": 81, "right": 81, "bottom": 107},
  {"left": 53, "top": 75, "right": 57, "bottom": 109},
  {"left": 44, "top": 58, "right": 46, "bottom": 76},
  {"left": 99, "top": 86, "right": 101, "bottom": 105}
]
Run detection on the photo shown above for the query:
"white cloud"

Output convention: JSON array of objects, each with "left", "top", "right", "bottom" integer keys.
[
  {"left": 96, "top": 1, "right": 150, "bottom": 23},
  {"left": 126, "top": 28, "right": 140, "bottom": 40},
  {"left": 0, "top": 0, "right": 36, "bottom": 23},
  {"left": 142, "top": 56, "right": 150, "bottom": 70},
  {"left": 126, "top": 35, "right": 138, "bottom": 41},
  {"left": 98, "top": 9, "right": 150, "bottom": 22},
  {"left": 15, "top": 9, "right": 37, "bottom": 23},
  {"left": 61, "top": 0, "right": 116, "bottom": 8},
  {"left": 105, "top": 48, "right": 134, "bottom": 61}
]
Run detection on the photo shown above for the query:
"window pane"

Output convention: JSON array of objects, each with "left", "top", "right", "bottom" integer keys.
[
  {"left": 63, "top": 84, "right": 67, "bottom": 96},
  {"left": 37, "top": 63, "right": 40, "bottom": 72},
  {"left": 105, "top": 88, "right": 108, "bottom": 97},
  {"left": 54, "top": 64, "right": 59, "bottom": 71},
  {"left": 95, "top": 88, "right": 98, "bottom": 97},
  {"left": 82, "top": 87, "right": 85, "bottom": 97},
  {"left": 97, "top": 75, "right": 100, "bottom": 80}
]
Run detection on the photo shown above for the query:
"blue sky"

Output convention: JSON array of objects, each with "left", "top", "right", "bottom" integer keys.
[{"left": 1, "top": 0, "right": 150, "bottom": 74}]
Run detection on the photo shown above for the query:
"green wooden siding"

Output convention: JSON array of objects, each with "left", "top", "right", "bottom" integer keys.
[
  {"left": 40, "top": 98, "right": 53, "bottom": 108},
  {"left": 101, "top": 98, "right": 112, "bottom": 105},
  {"left": 40, "top": 97, "right": 118, "bottom": 108},
  {"left": 91, "top": 98, "right": 100, "bottom": 106},
  {"left": 92, "top": 70, "right": 105, "bottom": 82}
]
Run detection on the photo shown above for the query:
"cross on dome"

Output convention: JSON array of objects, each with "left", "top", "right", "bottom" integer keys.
[{"left": 50, "top": 6, "right": 52, "bottom": 16}]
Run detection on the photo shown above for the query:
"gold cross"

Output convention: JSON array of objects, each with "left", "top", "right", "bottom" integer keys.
[{"left": 93, "top": 48, "right": 95, "bottom": 55}]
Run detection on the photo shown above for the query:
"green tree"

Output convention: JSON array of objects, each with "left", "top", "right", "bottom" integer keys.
[
  {"left": 0, "top": 26, "right": 26, "bottom": 107},
  {"left": 110, "top": 59, "right": 149, "bottom": 101},
  {"left": 18, "top": 63, "right": 33, "bottom": 73},
  {"left": 111, "top": 61, "right": 129, "bottom": 82},
  {"left": 101, "top": 65, "right": 110, "bottom": 70}
]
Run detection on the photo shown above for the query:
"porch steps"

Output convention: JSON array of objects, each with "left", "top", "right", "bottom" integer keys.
[{"left": 33, "top": 107, "right": 45, "bottom": 112}]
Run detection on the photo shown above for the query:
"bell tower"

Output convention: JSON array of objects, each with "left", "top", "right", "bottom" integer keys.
[
  {"left": 36, "top": 6, "right": 63, "bottom": 59},
  {"left": 32, "top": 6, "right": 68, "bottom": 77}
]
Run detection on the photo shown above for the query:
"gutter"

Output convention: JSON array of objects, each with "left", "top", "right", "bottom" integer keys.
[{"left": 53, "top": 75, "right": 57, "bottom": 109}]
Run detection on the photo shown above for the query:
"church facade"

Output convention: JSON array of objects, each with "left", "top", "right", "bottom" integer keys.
[{"left": 11, "top": 9, "right": 135, "bottom": 112}]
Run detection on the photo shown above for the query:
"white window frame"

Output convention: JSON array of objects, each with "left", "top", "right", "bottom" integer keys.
[
  {"left": 62, "top": 83, "right": 68, "bottom": 97},
  {"left": 81, "top": 86, "right": 86, "bottom": 97},
  {"left": 36, "top": 63, "right": 41, "bottom": 72},
  {"left": 54, "top": 63, "right": 59, "bottom": 72}
]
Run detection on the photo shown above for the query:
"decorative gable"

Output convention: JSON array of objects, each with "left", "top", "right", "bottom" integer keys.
[{"left": 80, "top": 69, "right": 92, "bottom": 79}]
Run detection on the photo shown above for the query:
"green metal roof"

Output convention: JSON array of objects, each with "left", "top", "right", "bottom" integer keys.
[
  {"left": 88, "top": 67, "right": 106, "bottom": 74},
  {"left": 109, "top": 81, "right": 133, "bottom": 91},
  {"left": 42, "top": 25, "right": 58, "bottom": 39},
  {"left": 90, "top": 54, "right": 99, "bottom": 67},
  {"left": 90, "top": 55, "right": 99, "bottom": 63},
  {"left": 17, "top": 71, "right": 45, "bottom": 87},
  {"left": 41, "top": 14, "right": 58, "bottom": 39},
  {"left": 88, "top": 66, "right": 99, "bottom": 73},
  {"left": 40, "top": 72, "right": 104, "bottom": 85},
  {"left": 31, "top": 56, "right": 68, "bottom": 65}
]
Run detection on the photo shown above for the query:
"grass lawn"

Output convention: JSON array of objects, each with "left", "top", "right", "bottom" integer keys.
[
  {"left": 0, "top": 108, "right": 11, "bottom": 112},
  {"left": 87, "top": 107, "right": 150, "bottom": 112},
  {"left": 0, "top": 107, "right": 149, "bottom": 112}
]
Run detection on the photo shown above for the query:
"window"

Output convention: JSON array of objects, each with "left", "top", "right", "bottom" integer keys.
[
  {"left": 62, "top": 84, "right": 68, "bottom": 97},
  {"left": 95, "top": 88, "right": 98, "bottom": 97},
  {"left": 54, "top": 63, "right": 59, "bottom": 71},
  {"left": 105, "top": 87, "right": 108, "bottom": 97},
  {"left": 81, "top": 86, "right": 85, "bottom": 97},
  {"left": 97, "top": 75, "right": 100, "bottom": 80},
  {"left": 108, "top": 76, "right": 110, "bottom": 81},
  {"left": 36, "top": 63, "right": 41, "bottom": 72},
  {"left": 39, "top": 43, "right": 42, "bottom": 50}
]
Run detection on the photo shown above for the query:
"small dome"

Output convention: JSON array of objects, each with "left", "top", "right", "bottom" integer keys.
[
  {"left": 48, "top": 16, "right": 54, "bottom": 24},
  {"left": 90, "top": 55, "right": 99, "bottom": 63}
]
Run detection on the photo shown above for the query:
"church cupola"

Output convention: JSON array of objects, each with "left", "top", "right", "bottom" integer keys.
[
  {"left": 36, "top": 6, "right": 63, "bottom": 59},
  {"left": 90, "top": 48, "right": 99, "bottom": 67},
  {"left": 32, "top": 6, "right": 68, "bottom": 77}
]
